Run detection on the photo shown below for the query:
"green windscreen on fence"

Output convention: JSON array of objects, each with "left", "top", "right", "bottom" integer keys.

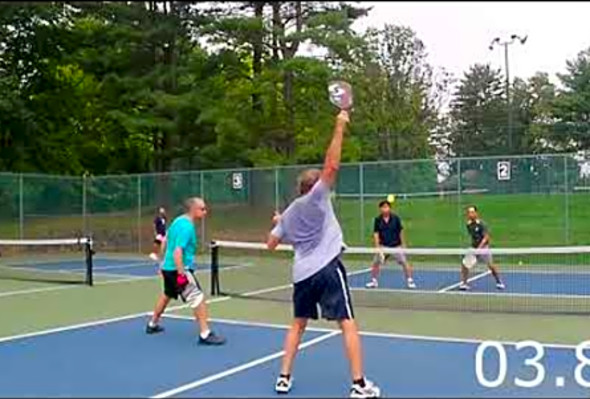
[{"left": 0, "top": 153, "right": 588, "bottom": 254}]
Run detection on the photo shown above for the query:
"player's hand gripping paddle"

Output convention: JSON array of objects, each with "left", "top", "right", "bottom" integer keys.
[{"left": 328, "top": 80, "right": 353, "bottom": 111}]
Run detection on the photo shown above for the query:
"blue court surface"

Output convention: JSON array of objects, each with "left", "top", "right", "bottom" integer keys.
[
  {"left": 0, "top": 314, "right": 588, "bottom": 397},
  {"left": 347, "top": 268, "right": 590, "bottom": 297}
]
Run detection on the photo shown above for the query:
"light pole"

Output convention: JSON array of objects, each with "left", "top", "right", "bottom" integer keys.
[{"left": 489, "top": 34, "right": 527, "bottom": 153}]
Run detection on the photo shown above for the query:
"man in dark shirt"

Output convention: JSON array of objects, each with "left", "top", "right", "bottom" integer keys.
[
  {"left": 149, "top": 207, "right": 167, "bottom": 261},
  {"left": 460, "top": 205, "right": 505, "bottom": 291},
  {"left": 366, "top": 199, "right": 416, "bottom": 289}
]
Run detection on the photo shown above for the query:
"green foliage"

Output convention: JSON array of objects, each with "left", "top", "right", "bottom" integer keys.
[
  {"left": 1, "top": 2, "right": 590, "bottom": 176},
  {"left": 450, "top": 64, "right": 508, "bottom": 156}
]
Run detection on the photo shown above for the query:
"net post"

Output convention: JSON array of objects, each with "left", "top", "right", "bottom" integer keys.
[
  {"left": 84, "top": 236, "right": 94, "bottom": 286},
  {"left": 210, "top": 241, "right": 219, "bottom": 296}
]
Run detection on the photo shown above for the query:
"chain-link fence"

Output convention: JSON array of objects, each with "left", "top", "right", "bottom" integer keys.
[{"left": 0, "top": 153, "right": 588, "bottom": 254}]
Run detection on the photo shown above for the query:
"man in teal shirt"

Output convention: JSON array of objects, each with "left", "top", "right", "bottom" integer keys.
[{"left": 146, "top": 197, "right": 225, "bottom": 345}]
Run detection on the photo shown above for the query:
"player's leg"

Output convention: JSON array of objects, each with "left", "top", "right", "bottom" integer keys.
[
  {"left": 150, "top": 236, "right": 162, "bottom": 261},
  {"left": 276, "top": 318, "right": 308, "bottom": 393},
  {"left": 320, "top": 259, "right": 380, "bottom": 398},
  {"left": 483, "top": 252, "right": 505, "bottom": 289},
  {"left": 395, "top": 251, "right": 416, "bottom": 289},
  {"left": 459, "top": 264, "right": 470, "bottom": 290},
  {"left": 275, "top": 276, "right": 317, "bottom": 393},
  {"left": 146, "top": 271, "right": 175, "bottom": 333},
  {"left": 366, "top": 253, "right": 384, "bottom": 288},
  {"left": 185, "top": 272, "right": 226, "bottom": 345}
]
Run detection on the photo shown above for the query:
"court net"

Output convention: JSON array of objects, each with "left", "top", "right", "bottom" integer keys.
[
  {"left": 210, "top": 240, "right": 590, "bottom": 315},
  {"left": 0, "top": 238, "right": 94, "bottom": 286}
]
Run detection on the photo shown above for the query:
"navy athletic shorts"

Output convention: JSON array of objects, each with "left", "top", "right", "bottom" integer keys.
[{"left": 292, "top": 256, "right": 354, "bottom": 321}]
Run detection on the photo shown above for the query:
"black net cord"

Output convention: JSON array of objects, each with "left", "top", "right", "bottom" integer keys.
[
  {"left": 84, "top": 237, "right": 94, "bottom": 286},
  {"left": 210, "top": 241, "right": 220, "bottom": 296}
]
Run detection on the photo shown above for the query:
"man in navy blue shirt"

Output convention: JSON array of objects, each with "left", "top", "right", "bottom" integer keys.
[
  {"left": 366, "top": 199, "right": 416, "bottom": 289},
  {"left": 150, "top": 207, "right": 167, "bottom": 261}
]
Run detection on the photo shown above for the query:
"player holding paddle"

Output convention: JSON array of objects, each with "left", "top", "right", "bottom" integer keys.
[
  {"left": 366, "top": 196, "right": 416, "bottom": 289},
  {"left": 267, "top": 81, "right": 380, "bottom": 398},
  {"left": 459, "top": 205, "right": 505, "bottom": 291},
  {"left": 145, "top": 197, "right": 226, "bottom": 345},
  {"left": 149, "top": 207, "right": 167, "bottom": 261}
]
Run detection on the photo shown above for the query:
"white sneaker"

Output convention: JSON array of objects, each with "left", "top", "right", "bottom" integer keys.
[
  {"left": 275, "top": 375, "right": 292, "bottom": 394},
  {"left": 407, "top": 279, "right": 416, "bottom": 289},
  {"left": 365, "top": 279, "right": 378, "bottom": 289},
  {"left": 459, "top": 283, "right": 470, "bottom": 291},
  {"left": 350, "top": 378, "right": 381, "bottom": 398},
  {"left": 496, "top": 282, "right": 506, "bottom": 290},
  {"left": 149, "top": 253, "right": 159, "bottom": 262}
]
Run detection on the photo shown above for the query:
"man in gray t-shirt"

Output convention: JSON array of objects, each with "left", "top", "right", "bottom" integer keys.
[{"left": 267, "top": 110, "right": 380, "bottom": 398}]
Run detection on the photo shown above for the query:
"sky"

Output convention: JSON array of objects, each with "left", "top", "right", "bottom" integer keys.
[{"left": 349, "top": 1, "right": 590, "bottom": 85}]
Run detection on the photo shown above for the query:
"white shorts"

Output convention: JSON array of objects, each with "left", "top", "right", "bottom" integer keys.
[{"left": 373, "top": 247, "right": 408, "bottom": 266}]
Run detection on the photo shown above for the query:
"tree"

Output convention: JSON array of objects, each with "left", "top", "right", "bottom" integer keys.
[
  {"left": 449, "top": 64, "right": 507, "bottom": 156},
  {"left": 511, "top": 72, "right": 556, "bottom": 153},
  {"left": 198, "top": 1, "right": 370, "bottom": 164},
  {"left": 348, "top": 24, "right": 444, "bottom": 161},
  {"left": 551, "top": 47, "right": 590, "bottom": 150}
]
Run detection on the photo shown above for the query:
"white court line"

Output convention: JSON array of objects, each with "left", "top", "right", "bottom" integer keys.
[
  {"left": 163, "top": 314, "right": 579, "bottom": 350},
  {"left": 0, "top": 275, "right": 158, "bottom": 298},
  {"left": 438, "top": 270, "right": 491, "bottom": 293},
  {"left": 0, "top": 276, "right": 295, "bottom": 343},
  {"left": 164, "top": 314, "right": 337, "bottom": 334},
  {"left": 0, "top": 262, "right": 249, "bottom": 299},
  {"left": 150, "top": 330, "right": 341, "bottom": 399}
]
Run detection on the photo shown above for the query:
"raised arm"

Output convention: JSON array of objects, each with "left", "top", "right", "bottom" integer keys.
[{"left": 320, "top": 110, "right": 350, "bottom": 187}]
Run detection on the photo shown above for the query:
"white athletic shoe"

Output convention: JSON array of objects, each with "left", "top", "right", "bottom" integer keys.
[
  {"left": 149, "top": 253, "right": 159, "bottom": 262},
  {"left": 407, "top": 279, "right": 416, "bottom": 289},
  {"left": 365, "top": 279, "right": 378, "bottom": 289},
  {"left": 275, "top": 375, "right": 292, "bottom": 394},
  {"left": 459, "top": 283, "right": 470, "bottom": 291},
  {"left": 496, "top": 282, "right": 506, "bottom": 290},
  {"left": 350, "top": 378, "right": 381, "bottom": 398}
]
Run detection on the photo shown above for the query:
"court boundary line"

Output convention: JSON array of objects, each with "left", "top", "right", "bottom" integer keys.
[
  {"left": 348, "top": 265, "right": 590, "bottom": 275},
  {"left": 0, "top": 308, "right": 579, "bottom": 348},
  {"left": 163, "top": 314, "right": 579, "bottom": 350},
  {"left": 437, "top": 270, "right": 491, "bottom": 292},
  {"left": 350, "top": 284, "right": 590, "bottom": 300},
  {"left": 0, "top": 262, "right": 239, "bottom": 299},
  {"left": 0, "top": 275, "right": 158, "bottom": 298},
  {"left": 150, "top": 330, "right": 341, "bottom": 399}
]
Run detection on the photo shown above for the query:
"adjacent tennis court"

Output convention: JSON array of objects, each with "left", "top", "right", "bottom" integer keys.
[{"left": 1, "top": 313, "right": 587, "bottom": 397}]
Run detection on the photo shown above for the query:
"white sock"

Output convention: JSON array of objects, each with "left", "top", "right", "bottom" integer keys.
[
  {"left": 200, "top": 329, "right": 211, "bottom": 339},
  {"left": 148, "top": 320, "right": 157, "bottom": 328},
  {"left": 407, "top": 277, "right": 414, "bottom": 282}
]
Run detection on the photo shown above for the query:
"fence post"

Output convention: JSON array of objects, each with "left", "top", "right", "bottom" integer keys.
[
  {"left": 82, "top": 173, "right": 87, "bottom": 235},
  {"left": 564, "top": 155, "right": 570, "bottom": 245},
  {"left": 359, "top": 163, "right": 365, "bottom": 245},
  {"left": 18, "top": 173, "right": 24, "bottom": 239},
  {"left": 200, "top": 171, "right": 206, "bottom": 245},
  {"left": 137, "top": 175, "right": 142, "bottom": 253},
  {"left": 274, "top": 167, "right": 280, "bottom": 211},
  {"left": 457, "top": 158, "right": 462, "bottom": 245}
]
